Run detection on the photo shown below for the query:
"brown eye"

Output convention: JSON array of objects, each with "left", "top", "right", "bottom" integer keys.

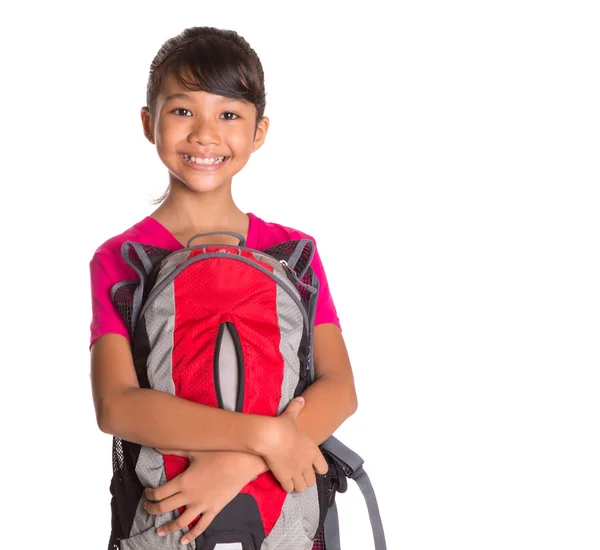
[
  {"left": 220, "top": 112, "right": 239, "bottom": 120},
  {"left": 173, "top": 108, "right": 192, "bottom": 117}
]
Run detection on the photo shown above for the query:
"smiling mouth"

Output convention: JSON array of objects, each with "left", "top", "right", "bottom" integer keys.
[{"left": 180, "top": 154, "right": 229, "bottom": 165}]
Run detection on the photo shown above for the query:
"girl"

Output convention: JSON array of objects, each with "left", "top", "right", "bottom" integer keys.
[{"left": 89, "top": 26, "right": 358, "bottom": 548}]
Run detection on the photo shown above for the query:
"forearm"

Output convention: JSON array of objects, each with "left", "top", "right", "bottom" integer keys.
[
  {"left": 149, "top": 374, "right": 353, "bottom": 481},
  {"left": 100, "top": 387, "right": 268, "bottom": 454},
  {"left": 195, "top": 450, "right": 270, "bottom": 478},
  {"left": 295, "top": 373, "right": 358, "bottom": 445}
]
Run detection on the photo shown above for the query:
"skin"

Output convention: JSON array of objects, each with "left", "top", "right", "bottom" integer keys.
[{"left": 91, "top": 71, "right": 358, "bottom": 544}]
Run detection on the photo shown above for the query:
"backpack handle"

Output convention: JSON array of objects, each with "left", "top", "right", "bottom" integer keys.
[{"left": 186, "top": 231, "right": 246, "bottom": 248}]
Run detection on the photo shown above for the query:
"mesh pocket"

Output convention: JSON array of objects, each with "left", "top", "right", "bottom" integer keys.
[
  {"left": 312, "top": 527, "right": 327, "bottom": 549},
  {"left": 263, "top": 242, "right": 317, "bottom": 308},
  {"left": 124, "top": 243, "right": 172, "bottom": 273},
  {"left": 112, "top": 282, "right": 138, "bottom": 335},
  {"left": 264, "top": 241, "right": 312, "bottom": 278}
]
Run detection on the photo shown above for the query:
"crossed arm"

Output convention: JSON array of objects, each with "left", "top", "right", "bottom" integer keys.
[{"left": 91, "top": 323, "right": 358, "bottom": 542}]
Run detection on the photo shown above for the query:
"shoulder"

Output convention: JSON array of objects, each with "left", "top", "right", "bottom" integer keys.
[
  {"left": 90, "top": 215, "right": 180, "bottom": 264},
  {"left": 90, "top": 217, "right": 165, "bottom": 282},
  {"left": 93, "top": 217, "right": 155, "bottom": 259},
  {"left": 249, "top": 212, "right": 316, "bottom": 250}
]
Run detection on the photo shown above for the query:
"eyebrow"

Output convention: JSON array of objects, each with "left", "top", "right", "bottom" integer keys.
[
  {"left": 163, "top": 92, "right": 193, "bottom": 102},
  {"left": 163, "top": 92, "right": 246, "bottom": 105}
]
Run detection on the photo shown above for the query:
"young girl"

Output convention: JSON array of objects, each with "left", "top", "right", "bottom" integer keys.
[{"left": 89, "top": 26, "right": 358, "bottom": 548}]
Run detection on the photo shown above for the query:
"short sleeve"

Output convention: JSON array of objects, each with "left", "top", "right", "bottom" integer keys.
[
  {"left": 89, "top": 252, "right": 130, "bottom": 348},
  {"left": 309, "top": 241, "right": 341, "bottom": 330}
]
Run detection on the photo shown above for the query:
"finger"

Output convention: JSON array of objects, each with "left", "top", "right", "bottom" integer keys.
[
  {"left": 313, "top": 453, "right": 329, "bottom": 476},
  {"left": 303, "top": 468, "right": 317, "bottom": 488},
  {"left": 180, "top": 512, "right": 217, "bottom": 545},
  {"left": 145, "top": 476, "right": 182, "bottom": 502},
  {"left": 156, "top": 507, "right": 198, "bottom": 537},
  {"left": 144, "top": 492, "right": 188, "bottom": 516},
  {"left": 282, "top": 397, "right": 305, "bottom": 420},
  {"left": 292, "top": 474, "right": 307, "bottom": 493},
  {"left": 278, "top": 475, "right": 294, "bottom": 493}
]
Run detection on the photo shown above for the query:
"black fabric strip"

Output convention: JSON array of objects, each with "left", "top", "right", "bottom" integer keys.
[
  {"left": 226, "top": 322, "right": 245, "bottom": 412},
  {"left": 213, "top": 324, "right": 226, "bottom": 410}
]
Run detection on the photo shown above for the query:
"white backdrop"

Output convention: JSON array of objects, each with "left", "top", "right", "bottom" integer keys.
[{"left": 1, "top": 1, "right": 599, "bottom": 549}]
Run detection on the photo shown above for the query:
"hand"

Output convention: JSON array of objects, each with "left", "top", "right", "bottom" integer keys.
[
  {"left": 261, "top": 397, "right": 329, "bottom": 493},
  {"left": 144, "top": 450, "right": 265, "bottom": 545}
]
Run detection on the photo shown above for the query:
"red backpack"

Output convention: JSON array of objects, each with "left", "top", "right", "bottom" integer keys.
[{"left": 108, "top": 232, "right": 386, "bottom": 550}]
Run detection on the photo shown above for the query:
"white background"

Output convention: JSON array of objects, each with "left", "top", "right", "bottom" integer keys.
[{"left": 1, "top": 1, "right": 599, "bottom": 549}]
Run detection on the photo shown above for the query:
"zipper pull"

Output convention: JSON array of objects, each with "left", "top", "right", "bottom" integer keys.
[{"left": 279, "top": 259, "right": 298, "bottom": 278}]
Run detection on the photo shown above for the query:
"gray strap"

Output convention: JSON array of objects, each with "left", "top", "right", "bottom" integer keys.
[
  {"left": 186, "top": 231, "right": 246, "bottom": 248},
  {"left": 287, "top": 239, "right": 315, "bottom": 279},
  {"left": 321, "top": 436, "right": 387, "bottom": 550},
  {"left": 321, "top": 436, "right": 364, "bottom": 474},
  {"left": 323, "top": 501, "right": 341, "bottom": 550},
  {"left": 352, "top": 467, "right": 387, "bottom": 550},
  {"left": 121, "top": 241, "right": 154, "bottom": 279},
  {"left": 120, "top": 242, "right": 154, "bottom": 335}
]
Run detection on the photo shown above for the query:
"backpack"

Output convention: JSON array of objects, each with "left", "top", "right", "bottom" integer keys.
[{"left": 108, "top": 231, "right": 387, "bottom": 550}]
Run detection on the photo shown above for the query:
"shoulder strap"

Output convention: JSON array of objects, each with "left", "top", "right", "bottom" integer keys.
[
  {"left": 112, "top": 242, "right": 173, "bottom": 336},
  {"left": 321, "top": 436, "right": 387, "bottom": 550},
  {"left": 286, "top": 239, "right": 315, "bottom": 280}
]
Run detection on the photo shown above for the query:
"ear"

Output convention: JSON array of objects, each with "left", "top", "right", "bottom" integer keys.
[
  {"left": 252, "top": 116, "right": 270, "bottom": 152},
  {"left": 141, "top": 107, "right": 155, "bottom": 144}
]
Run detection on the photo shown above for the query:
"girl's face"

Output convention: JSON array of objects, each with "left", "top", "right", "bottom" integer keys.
[{"left": 141, "top": 71, "right": 269, "bottom": 195}]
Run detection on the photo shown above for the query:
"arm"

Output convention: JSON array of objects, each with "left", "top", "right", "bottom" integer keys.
[
  {"left": 155, "top": 322, "right": 355, "bottom": 447},
  {"left": 296, "top": 323, "right": 358, "bottom": 443},
  {"left": 91, "top": 333, "right": 326, "bottom": 485},
  {"left": 91, "top": 333, "right": 268, "bottom": 454}
]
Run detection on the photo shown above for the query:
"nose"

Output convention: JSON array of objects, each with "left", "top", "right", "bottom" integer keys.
[{"left": 188, "top": 117, "right": 220, "bottom": 145}]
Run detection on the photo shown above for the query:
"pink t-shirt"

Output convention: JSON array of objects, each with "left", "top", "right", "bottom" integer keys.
[{"left": 89, "top": 212, "right": 340, "bottom": 347}]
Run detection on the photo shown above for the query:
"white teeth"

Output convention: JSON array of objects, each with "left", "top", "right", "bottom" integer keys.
[{"left": 183, "top": 154, "right": 226, "bottom": 165}]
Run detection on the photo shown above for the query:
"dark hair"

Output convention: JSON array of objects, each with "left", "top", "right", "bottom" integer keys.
[{"left": 146, "top": 26, "right": 266, "bottom": 122}]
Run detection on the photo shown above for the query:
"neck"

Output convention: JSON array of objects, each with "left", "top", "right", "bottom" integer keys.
[{"left": 152, "top": 178, "right": 247, "bottom": 235}]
